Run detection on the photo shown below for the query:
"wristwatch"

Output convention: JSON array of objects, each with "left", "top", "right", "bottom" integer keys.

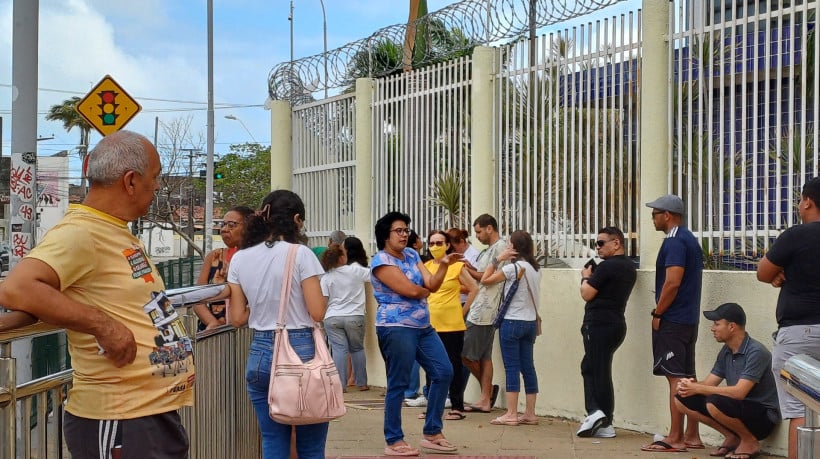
[{"left": 651, "top": 309, "right": 663, "bottom": 318}]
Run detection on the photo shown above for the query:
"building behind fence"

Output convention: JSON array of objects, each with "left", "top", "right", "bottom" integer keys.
[{"left": 280, "top": 0, "right": 818, "bottom": 272}]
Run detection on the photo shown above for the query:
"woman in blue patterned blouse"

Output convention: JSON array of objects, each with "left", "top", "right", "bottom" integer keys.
[{"left": 371, "top": 211, "right": 463, "bottom": 456}]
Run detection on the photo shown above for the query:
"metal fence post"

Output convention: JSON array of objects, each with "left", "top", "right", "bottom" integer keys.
[{"left": 0, "top": 342, "right": 18, "bottom": 459}]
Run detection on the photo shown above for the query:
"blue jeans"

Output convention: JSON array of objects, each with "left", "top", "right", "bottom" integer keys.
[
  {"left": 499, "top": 319, "right": 538, "bottom": 393},
  {"left": 376, "top": 326, "right": 453, "bottom": 445},
  {"left": 405, "top": 360, "right": 422, "bottom": 399},
  {"left": 246, "top": 329, "right": 329, "bottom": 459},
  {"left": 324, "top": 315, "right": 368, "bottom": 387}
]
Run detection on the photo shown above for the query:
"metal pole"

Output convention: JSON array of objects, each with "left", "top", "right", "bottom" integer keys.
[
  {"left": 320, "top": 0, "right": 327, "bottom": 99},
  {"left": 11, "top": 0, "right": 38, "bottom": 272},
  {"left": 0, "top": 343, "right": 17, "bottom": 459},
  {"left": 205, "top": 0, "right": 214, "bottom": 256},
  {"left": 289, "top": 1, "right": 294, "bottom": 87}
]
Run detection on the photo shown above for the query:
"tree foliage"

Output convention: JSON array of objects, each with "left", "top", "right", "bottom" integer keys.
[
  {"left": 45, "top": 96, "right": 92, "bottom": 196},
  {"left": 209, "top": 143, "right": 271, "bottom": 209}
]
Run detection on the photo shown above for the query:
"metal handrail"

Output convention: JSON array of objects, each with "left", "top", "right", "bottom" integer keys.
[
  {"left": 0, "top": 322, "right": 62, "bottom": 343},
  {"left": 1, "top": 310, "right": 260, "bottom": 459},
  {"left": 0, "top": 369, "right": 72, "bottom": 407},
  {"left": 783, "top": 354, "right": 820, "bottom": 459}
]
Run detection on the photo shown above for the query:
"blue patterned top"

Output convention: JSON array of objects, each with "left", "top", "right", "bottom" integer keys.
[{"left": 370, "top": 248, "right": 429, "bottom": 328}]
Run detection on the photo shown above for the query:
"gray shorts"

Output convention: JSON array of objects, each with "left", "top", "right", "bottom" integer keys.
[
  {"left": 64, "top": 410, "right": 189, "bottom": 458},
  {"left": 462, "top": 322, "right": 495, "bottom": 361},
  {"left": 772, "top": 324, "right": 820, "bottom": 419}
]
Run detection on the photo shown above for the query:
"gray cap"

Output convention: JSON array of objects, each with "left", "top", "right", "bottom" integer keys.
[{"left": 645, "top": 194, "right": 684, "bottom": 215}]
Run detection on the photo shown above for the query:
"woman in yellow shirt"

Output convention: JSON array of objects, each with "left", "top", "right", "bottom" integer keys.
[{"left": 424, "top": 230, "right": 478, "bottom": 420}]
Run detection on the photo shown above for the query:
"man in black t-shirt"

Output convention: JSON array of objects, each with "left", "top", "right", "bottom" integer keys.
[
  {"left": 576, "top": 226, "right": 637, "bottom": 438},
  {"left": 757, "top": 176, "right": 820, "bottom": 459}
]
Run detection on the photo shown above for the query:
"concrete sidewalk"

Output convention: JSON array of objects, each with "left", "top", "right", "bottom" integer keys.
[{"left": 326, "top": 388, "right": 782, "bottom": 458}]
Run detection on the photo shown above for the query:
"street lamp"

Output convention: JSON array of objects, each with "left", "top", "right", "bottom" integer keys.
[{"left": 224, "top": 115, "right": 257, "bottom": 143}]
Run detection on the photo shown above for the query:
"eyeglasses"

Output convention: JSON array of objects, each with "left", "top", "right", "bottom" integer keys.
[
  {"left": 595, "top": 239, "right": 613, "bottom": 248},
  {"left": 429, "top": 241, "right": 446, "bottom": 246},
  {"left": 391, "top": 228, "right": 411, "bottom": 236},
  {"left": 221, "top": 221, "right": 242, "bottom": 229}
]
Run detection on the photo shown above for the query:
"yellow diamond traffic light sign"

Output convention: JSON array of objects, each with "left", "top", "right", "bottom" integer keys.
[{"left": 76, "top": 75, "right": 142, "bottom": 136}]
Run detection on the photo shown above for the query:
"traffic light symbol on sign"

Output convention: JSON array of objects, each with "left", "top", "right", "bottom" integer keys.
[
  {"left": 99, "top": 91, "right": 119, "bottom": 126},
  {"left": 76, "top": 75, "right": 142, "bottom": 136}
]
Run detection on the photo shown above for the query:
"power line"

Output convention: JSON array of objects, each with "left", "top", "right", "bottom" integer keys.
[{"left": 0, "top": 83, "right": 262, "bottom": 107}]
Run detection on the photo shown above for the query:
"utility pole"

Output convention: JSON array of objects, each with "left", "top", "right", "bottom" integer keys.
[{"left": 180, "top": 148, "right": 202, "bottom": 256}]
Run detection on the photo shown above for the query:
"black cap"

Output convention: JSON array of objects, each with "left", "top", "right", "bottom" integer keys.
[{"left": 703, "top": 302, "right": 746, "bottom": 326}]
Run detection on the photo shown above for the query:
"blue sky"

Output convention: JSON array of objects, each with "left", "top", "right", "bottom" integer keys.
[{"left": 0, "top": 0, "right": 639, "bottom": 179}]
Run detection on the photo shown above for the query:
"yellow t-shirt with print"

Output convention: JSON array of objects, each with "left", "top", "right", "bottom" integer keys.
[
  {"left": 424, "top": 260, "right": 467, "bottom": 332},
  {"left": 27, "top": 205, "right": 195, "bottom": 420}
]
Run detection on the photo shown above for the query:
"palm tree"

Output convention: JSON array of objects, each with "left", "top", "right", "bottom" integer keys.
[{"left": 45, "top": 97, "right": 92, "bottom": 197}]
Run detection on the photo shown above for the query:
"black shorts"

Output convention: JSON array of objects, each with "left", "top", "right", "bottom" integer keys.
[
  {"left": 652, "top": 320, "right": 697, "bottom": 377},
  {"left": 675, "top": 393, "right": 778, "bottom": 440},
  {"left": 64, "top": 410, "right": 189, "bottom": 459}
]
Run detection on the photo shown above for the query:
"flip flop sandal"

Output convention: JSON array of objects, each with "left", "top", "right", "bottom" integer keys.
[
  {"left": 640, "top": 440, "right": 688, "bottom": 452},
  {"left": 710, "top": 445, "right": 737, "bottom": 457},
  {"left": 384, "top": 444, "right": 419, "bottom": 456},
  {"left": 463, "top": 405, "right": 491, "bottom": 413},
  {"left": 419, "top": 437, "right": 458, "bottom": 454},
  {"left": 444, "top": 411, "right": 466, "bottom": 420},
  {"left": 686, "top": 442, "right": 705, "bottom": 449},
  {"left": 725, "top": 451, "right": 760, "bottom": 459},
  {"left": 489, "top": 416, "right": 519, "bottom": 426},
  {"left": 517, "top": 417, "right": 539, "bottom": 425},
  {"left": 490, "top": 384, "right": 500, "bottom": 407}
]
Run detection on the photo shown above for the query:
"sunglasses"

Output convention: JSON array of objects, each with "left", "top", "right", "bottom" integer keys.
[
  {"left": 595, "top": 239, "right": 612, "bottom": 248},
  {"left": 428, "top": 241, "right": 446, "bottom": 246}
]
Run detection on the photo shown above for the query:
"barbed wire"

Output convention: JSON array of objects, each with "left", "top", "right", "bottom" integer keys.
[{"left": 268, "top": 0, "right": 627, "bottom": 103}]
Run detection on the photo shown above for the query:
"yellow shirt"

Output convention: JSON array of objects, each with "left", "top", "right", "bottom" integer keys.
[
  {"left": 27, "top": 205, "right": 194, "bottom": 419},
  {"left": 424, "top": 260, "right": 467, "bottom": 332}
]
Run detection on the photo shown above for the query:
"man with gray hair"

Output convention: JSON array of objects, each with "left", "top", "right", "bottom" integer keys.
[
  {"left": 312, "top": 229, "right": 347, "bottom": 259},
  {"left": 0, "top": 130, "right": 194, "bottom": 458}
]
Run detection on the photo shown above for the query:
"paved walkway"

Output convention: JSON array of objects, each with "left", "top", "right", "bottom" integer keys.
[{"left": 326, "top": 388, "right": 782, "bottom": 458}]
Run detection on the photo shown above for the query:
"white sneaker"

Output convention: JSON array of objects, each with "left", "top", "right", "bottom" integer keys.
[
  {"left": 576, "top": 410, "right": 606, "bottom": 437},
  {"left": 405, "top": 395, "right": 428, "bottom": 407},
  {"left": 444, "top": 398, "right": 452, "bottom": 408},
  {"left": 592, "top": 425, "right": 616, "bottom": 438}
]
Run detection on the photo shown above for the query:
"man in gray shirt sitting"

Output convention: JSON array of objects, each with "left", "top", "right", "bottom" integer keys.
[{"left": 674, "top": 303, "right": 781, "bottom": 459}]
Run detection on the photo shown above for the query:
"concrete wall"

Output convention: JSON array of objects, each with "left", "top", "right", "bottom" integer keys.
[{"left": 361, "top": 269, "right": 788, "bottom": 456}]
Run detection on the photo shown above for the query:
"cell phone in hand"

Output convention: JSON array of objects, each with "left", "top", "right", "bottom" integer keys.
[{"left": 584, "top": 258, "right": 597, "bottom": 272}]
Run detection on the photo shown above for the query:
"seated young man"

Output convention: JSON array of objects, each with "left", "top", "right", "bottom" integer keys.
[{"left": 674, "top": 303, "right": 781, "bottom": 459}]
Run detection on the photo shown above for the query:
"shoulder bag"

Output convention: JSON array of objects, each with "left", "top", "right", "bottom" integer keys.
[
  {"left": 492, "top": 262, "right": 525, "bottom": 329},
  {"left": 521, "top": 268, "right": 542, "bottom": 336},
  {"left": 267, "top": 244, "right": 347, "bottom": 425}
]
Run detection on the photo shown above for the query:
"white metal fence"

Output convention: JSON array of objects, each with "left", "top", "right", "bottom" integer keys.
[
  {"left": 292, "top": 93, "right": 357, "bottom": 247},
  {"left": 371, "top": 56, "right": 474, "bottom": 241},
  {"left": 291, "top": 1, "right": 819, "bottom": 270},
  {"left": 495, "top": 12, "right": 642, "bottom": 265},
  {"left": 670, "top": 0, "right": 819, "bottom": 269}
]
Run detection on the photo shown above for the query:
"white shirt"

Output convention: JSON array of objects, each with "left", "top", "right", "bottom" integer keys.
[
  {"left": 463, "top": 245, "right": 480, "bottom": 268},
  {"left": 321, "top": 263, "right": 371, "bottom": 318},
  {"left": 228, "top": 241, "right": 324, "bottom": 329},
  {"left": 500, "top": 261, "right": 540, "bottom": 321}
]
